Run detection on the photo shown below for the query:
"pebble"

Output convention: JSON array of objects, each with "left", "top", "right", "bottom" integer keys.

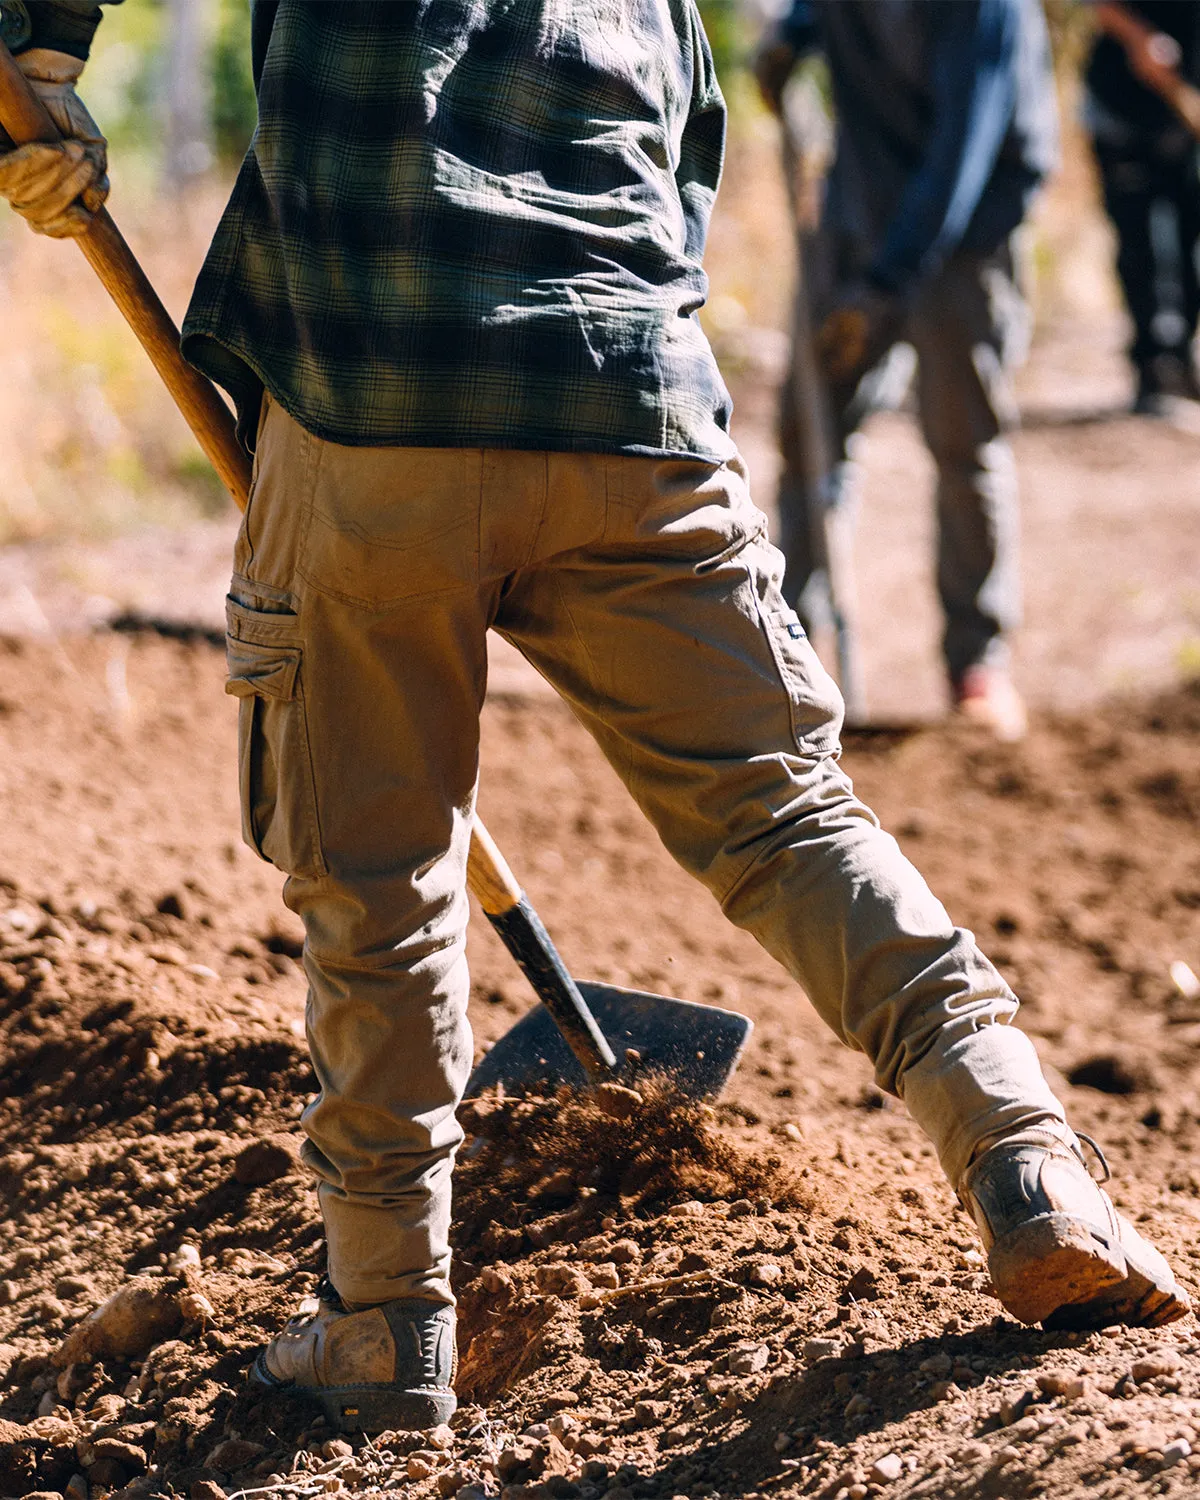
[
  {"left": 1132, "top": 1349, "right": 1183, "bottom": 1382},
  {"left": 480, "top": 1266, "right": 514, "bottom": 1294},
  {"left": 751, "top": 1262, "right": 783, "bottom": 1286},
  {"left": 593, "top": 1083, "right": 643, "bottom": 1120},
  {"left": 1162, "top": 1439, "right": 1192, "bottom": 1469},
  {"left": 729, "top": 1342, "right": 770, "bottom": 1376},
  {"left": 589, "top": 1264, "right": 621, "bottom": 1290},
  {"left": 869, "top": 1453, "right": 903, "bottom": 1484},
  {"left": 1036, "top": 1371, "right": 1087, "bottom": 1400},
  {"left": 407, "top": 1455, "right": 435, "bottom": 1480},
  {"left": 427, "top": 1424, "right": 456, "bottom": 1451},
  {"left": 803, "top": 1337, "right": 843, "bottom": 1363},
  {"left": 321, "top": 1440, "right": 353, "bottom": 1461},
  {"left": 668, "top": 1201, "right": 705, "bottom": 1218},
  {"left": 168, "top": 1244, "right": 202, "bottom": 1275}
]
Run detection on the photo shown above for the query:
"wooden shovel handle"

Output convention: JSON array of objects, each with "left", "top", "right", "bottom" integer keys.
[{"left": 0, "top": 41, "right": 251, "bottom": 507}]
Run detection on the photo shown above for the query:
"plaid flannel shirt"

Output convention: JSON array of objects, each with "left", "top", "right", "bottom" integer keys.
[{"left": 180, "top": 0, "right": 736, "bottom": 461}]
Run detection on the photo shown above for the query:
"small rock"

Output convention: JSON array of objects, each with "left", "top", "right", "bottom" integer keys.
[
  {"left": 593, "top": 1083, "right": 643, "bottom": 1120},
  {"left": 65, "top": 1477, "right": 88, "bottom": 1500},
  {"left": 55, "top": 1276, "right": 94, "bottom": 1302},
  {"left": 190, "top": 1482, "right": 226, "bottom": 1500},
  {"left": 870, "top": 1454, "right": 903, "bottom": 1485},
  {"left": 729, "top": 1342, "right": 770, "bottom": 1376},
  {"left": 207, "top": 1439, "right": 267, "bottom": 1471},
  {"left": 1161, "top": 1439, "right": 1192, "bottom": 1469},
  {"left": 547, "top": 1414, "right": 579, "bottom": 1440},
  {"left": 179, "top": 1290, "right": 215, "bottom": 1324},
  {"left": 456, "top": 1489, "right": 488, "bottom": 1500},
  {"left": 407, "top": 1455, "right": 435, "bottom": 1481},
  {"left": 232, "top": 1136, "right": 299, "bottom": 1186},
  {"left": 534, "top": 1264, "right": 590, "bottom": 1297},
  {"left": 91, "top": 1439, "right": 147, "bottom": 1473},
  {"left": 668, "top": 1201, "right": 705, "bottom": 1218},
  {"left": 321, "top": 1440, "right": 353, "bottom": 1461},
  {"left": 751, "top": 1262, "right": 783, "bottom": 1286},
  {"left": 436, "top": 1469, "right": 466, "bottom": 1497},
  {"left": 168, "top": 1245, "right": 202, "bottom": 1276},
  {"left": 589, "top": 1264, "right": 620, "bottom": 1290},
  {"left": 1036, "top": 1371, "right": 1087, "bottom": 1400},
  {"left": 427, "top": 1424, "right": 456, "bottom": 1451},
  {"left": 1132, "top": 1349, "right": 1183, "bottom": 1382},
  {"left": 608, "top": 1240, "right": 642, "bottom": 1265},
  {"left": 86, "top": 1458, "right": 128, "bottom": 1488},
  {"left": 54, "top": 1278, "right": 183, "bottom": 1366},
  {"left": 772, "top": 1432, "right": 791, "bottom": 1454},
  {"left": 479, "top": 1266, "right": 514, "bottom": 1295},
  {"left": 803, "top": 1337, "right": 843, "bottom": 1363},
  {"left": 633, "top": 1401, "right": 667, "bottom": 1427},
  {"left": 524, "top": 1423, "right": 551, "bottom": 1440}
]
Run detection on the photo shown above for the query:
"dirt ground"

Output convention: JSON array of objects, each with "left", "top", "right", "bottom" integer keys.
[{"left": 0, "top": 628, "right": 1197, "bottom": 1500}]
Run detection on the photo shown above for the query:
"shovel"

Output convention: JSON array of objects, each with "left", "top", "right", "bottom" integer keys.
[{"left": 0, "top": 44, "right": 752, "bottom": 1100}]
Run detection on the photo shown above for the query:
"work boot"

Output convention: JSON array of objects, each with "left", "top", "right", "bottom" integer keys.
[
  {"left": 951, "top": 663, "right": 1027, "bottom": 742},
  {"left": 252, "top": 1277, "right": 457, "bottom": 1432},
  {"left": 960, "top": 1131, "right": 1191, "bottom": 1330}
]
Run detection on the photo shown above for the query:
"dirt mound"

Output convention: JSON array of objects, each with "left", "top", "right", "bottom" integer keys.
[{"left": 0, "top": 637, "right": 1198, "bottom": 1500}]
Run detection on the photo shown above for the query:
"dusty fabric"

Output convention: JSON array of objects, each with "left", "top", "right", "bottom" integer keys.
[{"left": 226, "top": 398, "right": 1066, "bottom": 1305}]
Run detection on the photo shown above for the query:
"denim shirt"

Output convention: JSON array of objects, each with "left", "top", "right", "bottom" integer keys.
[{"left": 783, "top": 0, "right": 1058, "bottom": 292}]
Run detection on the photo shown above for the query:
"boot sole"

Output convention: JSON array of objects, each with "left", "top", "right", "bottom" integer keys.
[
  {"left": 988, "top": 1212, "right": 1126, "bottom": 1326},
  {"left": 251, "top": 1352, "right": 456, "bottom": 1433},
  {"left": 1043, "top": 1228, "right": 1192, "bottom": 1332}
]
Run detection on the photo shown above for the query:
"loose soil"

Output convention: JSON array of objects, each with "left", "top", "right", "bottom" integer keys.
[{"left": 0, "top": 634, "right": 1197, "bottom": 1500}]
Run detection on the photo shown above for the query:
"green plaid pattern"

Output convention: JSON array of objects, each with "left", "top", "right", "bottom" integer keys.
[{"left": 181, "top": 0, "right": 736, "bottom": 461}]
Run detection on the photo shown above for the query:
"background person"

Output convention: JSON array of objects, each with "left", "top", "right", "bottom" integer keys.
[
  {"left": 1085, "top": 1, "right": 1200, "bottom": 412},
  {"left": 755, "top": 0, "right": 1059, "bottom": 740}
]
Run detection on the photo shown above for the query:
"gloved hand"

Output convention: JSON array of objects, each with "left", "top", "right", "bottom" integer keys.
[
  {"left": 753, "top": 34, "right": 797, "bottom": 117},
  {"left": 0, "top": 48, "right": 107, "bottom": 238},
  {"left": 816, "top": 282, "right": 903, "bottom": 390}
]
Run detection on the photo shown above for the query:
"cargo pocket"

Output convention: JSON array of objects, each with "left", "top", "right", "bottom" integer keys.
[
  {"left": 225, "top": 617, "right": 327, "bottom": 880},
  {"left": 758, "top": 601, "right": 844, "bottom": 757}
]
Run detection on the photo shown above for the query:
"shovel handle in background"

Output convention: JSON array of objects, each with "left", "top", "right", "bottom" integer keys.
[
  {"left": 0, "top": 39, "right": 619, "bottom": 1084},
  {"left": 778, "top": 115, "right": 868, "bottom": 725}
]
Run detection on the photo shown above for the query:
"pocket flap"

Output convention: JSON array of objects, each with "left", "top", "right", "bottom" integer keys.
[{"left": 225, "top": 638, "right": 301, "bottom": 701}]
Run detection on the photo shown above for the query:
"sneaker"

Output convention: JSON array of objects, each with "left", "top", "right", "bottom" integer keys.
[
  {"left": 960, "top": 1133, "right": 1191, "bottom": 1329},
  {"left": 252, "top": 1277, "right": 457, "bottom": 1432},
  {"left": 951, "top": 664, "right": 1027, "bottom": 742}
]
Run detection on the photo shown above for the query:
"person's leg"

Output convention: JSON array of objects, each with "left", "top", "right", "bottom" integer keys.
[
  {"left": 500, "top": 450, "right": 1057, "bottom": 1188},
  {"left": 227, "top": 404, "right": 546, "bottom": 1426},
  {"left": 497, "top": 450, "right": 1187, "bottom": 1327},
  {"left": 1093, "top": 138, "right": 1163, "bottom": 385},
  {"left": 908, "top": 244, "right": 1026, "bottom": 695},
  {"left": 1166, "top": 146, "right": 1200, "bottom": 372}
]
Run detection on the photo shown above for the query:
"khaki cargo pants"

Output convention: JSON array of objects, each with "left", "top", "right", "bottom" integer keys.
[{"left": 226, "top": 395, "right": 1066, "bottom": 1307}]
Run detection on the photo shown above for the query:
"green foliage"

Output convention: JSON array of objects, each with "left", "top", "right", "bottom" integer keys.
[
  {"left": 697, "top": 0, "right": 749, "bottom": 86},
  {"left": 211, "top": 0, "right": 257, "bottom": 164}
]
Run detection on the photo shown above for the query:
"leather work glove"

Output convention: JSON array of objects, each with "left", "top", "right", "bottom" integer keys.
[
  {"left": 753, "top": 34, "right": 797, "bottom": 117},
  {"left": 0, "top": 48, "right": 107, "bottom": 237},
  {"left": 816, "top": 282, "right": 903, "bottom": 391}
]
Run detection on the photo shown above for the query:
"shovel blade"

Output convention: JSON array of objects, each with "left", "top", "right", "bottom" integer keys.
[{"left": 466, "top": 981, "right": 752, "bottom": 1100}]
